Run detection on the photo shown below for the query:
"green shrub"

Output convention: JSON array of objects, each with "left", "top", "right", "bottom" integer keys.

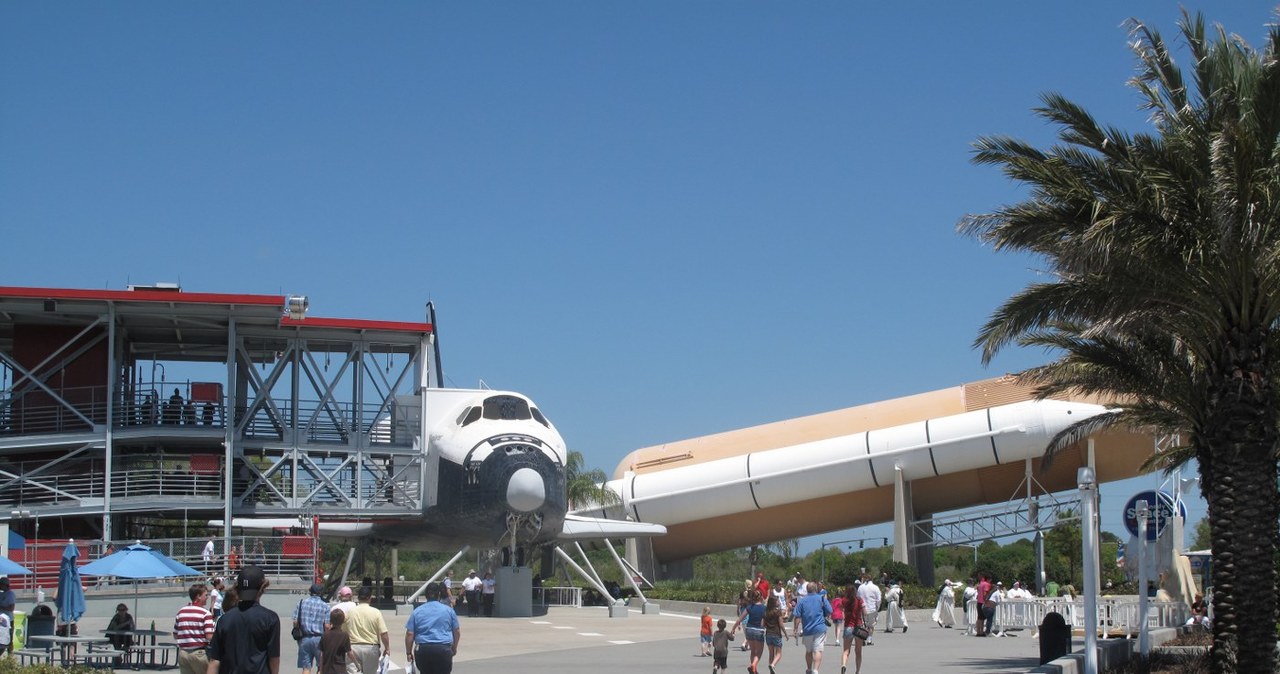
[
  {"left": 0, "top": 660, "right": 97, "bottom": 674},
  {"left": 647, "top": 579, "right": 745, "bottom": 605}
]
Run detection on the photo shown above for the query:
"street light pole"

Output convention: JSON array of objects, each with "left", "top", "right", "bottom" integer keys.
[
  {"left": 1079, "top": 467, "right": 1099, "bottom": 674},
  {"left": 820, "top": 542, "right": 827, "bottom": 582},
  {"left": 1136, "top": 501, "right": 1150, "bottom": 658}
]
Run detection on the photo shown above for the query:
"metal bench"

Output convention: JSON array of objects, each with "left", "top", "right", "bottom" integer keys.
[
  {"left": 14, "top": 648, "right": 53, "bottom": 665},
  {"left": 75, "top": 649, "right": 129, "bottom": 669},
  {"left": 129, "top": 642, "right": 179, "bottom": 668}
]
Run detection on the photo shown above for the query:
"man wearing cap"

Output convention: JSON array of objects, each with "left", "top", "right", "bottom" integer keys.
[
  {"left": 0, "top": 577, "right": 14, "bottom": 654},
  {"left": 343, "top": 585, "right": 389, "bottom": 674},
  {"left": 293, "top": 583, "right": 329, "bottom": 674},
  {"left": 209, "top": 565, "right": 280, "bottom": 674},
  {"left": 460, "top": 571, "right": 482, "bottom": 618},
  {"left": 405, "top": 583, "right": 459, "bottom": 674},
  {"left": 174, "top": 583, "right": 215, "bottom": 674},
  {"left": 332, "top": 587, "right": 356, "bottom": 617}
]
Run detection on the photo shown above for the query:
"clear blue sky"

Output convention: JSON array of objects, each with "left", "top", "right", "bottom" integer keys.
[{"left": 3, "top": 2, "right": 1270, "bottom": 551}]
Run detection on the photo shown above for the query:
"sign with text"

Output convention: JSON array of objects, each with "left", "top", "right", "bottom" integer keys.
[{"left": 1123, "top": 490, "right": 1184, "bottom": 541}]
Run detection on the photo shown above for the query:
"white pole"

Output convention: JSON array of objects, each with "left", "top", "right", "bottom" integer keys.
[
  {"left": 1079, "top": 466, "right": 1099, "bottom": 674},
  {"left": 1136, "top": 502, "right": 1150, "bottom": 657}
]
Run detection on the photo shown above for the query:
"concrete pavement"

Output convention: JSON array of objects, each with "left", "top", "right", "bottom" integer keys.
[{"left": 61, "top": 602, "right": 1059, "bottom": 674}]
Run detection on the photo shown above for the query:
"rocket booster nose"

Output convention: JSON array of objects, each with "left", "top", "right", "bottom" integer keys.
[
  {"left": 1033, "top": 400, "right": 1109, "bottom": 437},
  {"left": 506, "top": 467, "right": 547, "bottom": 513}
]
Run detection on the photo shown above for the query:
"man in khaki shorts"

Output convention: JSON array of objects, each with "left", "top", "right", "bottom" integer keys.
[
  {"left": 344, "top": 586, "right": 389, "bottom": 674},
  {"left": 173, "top": 583, "right": 214, "bottom": 674}
]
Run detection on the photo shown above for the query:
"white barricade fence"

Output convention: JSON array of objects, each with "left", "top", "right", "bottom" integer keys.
[
  {"left": 994, "top": 597, "right": 1187, "bottom": 635},
  {"left": 536, "top": 586, "right": 583, "bottom": 607}
]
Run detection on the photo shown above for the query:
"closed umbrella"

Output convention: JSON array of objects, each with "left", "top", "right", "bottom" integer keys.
[
  {"left": 0, "top": 557, "right": 32, "bottom": 576},
  {"left": 56, "top": 541, "right": 86, "bottom": 625}
]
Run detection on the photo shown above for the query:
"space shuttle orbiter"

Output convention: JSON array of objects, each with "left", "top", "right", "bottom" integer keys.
[{"left": 216, "top": 388, "right": 665, "bottom": 550}]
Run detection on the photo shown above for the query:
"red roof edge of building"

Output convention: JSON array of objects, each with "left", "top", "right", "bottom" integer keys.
[
  {"left": 0, "top": 286, "right": 286, "bottom": 306},
  {"left": 280, "top": 316, "right": 433, "bottom": 334}
]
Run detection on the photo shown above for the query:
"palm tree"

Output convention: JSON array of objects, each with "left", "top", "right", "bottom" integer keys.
[
  {"left": 564, "top": 449, "right": 620, "bottom": 511},
  {"left": 959, "top": 11, "right": 1280, "bottom": 673}
]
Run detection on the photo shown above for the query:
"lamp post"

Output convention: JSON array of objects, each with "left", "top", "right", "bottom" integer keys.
[
  {"left": 1079, "top": 467, "right": 1099, "bottom": 674},
  {"left": 1136, "top": 501, "right": 1150, "bottom": 658}
]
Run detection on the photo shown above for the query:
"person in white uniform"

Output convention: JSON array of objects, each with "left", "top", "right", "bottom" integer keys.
[
  {"left": 932, "top": 580, "right": 956, "bottom": 628},
  {"left": 884, "top": 582, "right": 907, "bottom": 633}
]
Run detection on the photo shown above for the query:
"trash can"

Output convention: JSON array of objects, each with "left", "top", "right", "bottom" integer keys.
[
  {"left": 1039, "top": 611, "right": 1072, "bottom": 665},
  {"left": 12, "top": 609, "right": 25, "bottom": 651}
]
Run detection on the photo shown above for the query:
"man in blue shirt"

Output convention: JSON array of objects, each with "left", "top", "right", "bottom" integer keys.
[
  {"left": 793, "top": 582, "right": 832, "bottom": 674},
  {"left": 404, "top": 583, "right": 460, "bottom": 674},
  {"left": 292, "top": 583, "right": 330, "bottom": 674}
]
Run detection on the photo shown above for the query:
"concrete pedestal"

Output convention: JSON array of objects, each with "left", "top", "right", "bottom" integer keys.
[
  {"left": 494, "top": 566, "right": 533, "bottom": 617},
  {"left": 641, "top": 602, "right": 660, "bottom": 615},
  {"left": 608, "top": 603, "right": 628, "bottom": 618}
]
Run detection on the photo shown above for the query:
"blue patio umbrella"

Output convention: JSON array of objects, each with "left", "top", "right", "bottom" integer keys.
[
  {"left": 78, "top": 542, "right": 202, "bottom": 579},
  {"left": 56, "top": 541, "right": 86, "bottom": 624},
  {"left": 0, "top": 556, "right": 32, "bottom": 576},
  {"left": 79, "top": 542, "right": 203, "bottom": 616}
]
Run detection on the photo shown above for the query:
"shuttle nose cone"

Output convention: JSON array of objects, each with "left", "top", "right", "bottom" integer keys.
[{"left": 506, "top": 467, "right": 546, "bottom": 513}]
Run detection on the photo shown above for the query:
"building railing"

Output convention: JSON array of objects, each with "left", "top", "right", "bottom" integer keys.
[
  {"left": 5, "top": 536, "right": 320, "bottom": 592},
  {"left": 0, "top": 452, "right": 421, "bottom": 513},
  {"left": 1, "top": 387, "right": 417, "bottom": 448}
]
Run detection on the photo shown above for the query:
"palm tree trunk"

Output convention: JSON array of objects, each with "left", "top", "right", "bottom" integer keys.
[{"left": 1202, "top": 337, "right": 1280, "bottom": 674}]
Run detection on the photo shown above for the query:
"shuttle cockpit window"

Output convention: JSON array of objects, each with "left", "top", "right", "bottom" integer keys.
[
  {"left": 457, "top": 406, "right": 482, "bottom": 427},
  {"left": 530, "top": 407, "right": 550, "bottom": 428},
  {"left": 482, "top": 395, "right": 532, "bottom": 421}
]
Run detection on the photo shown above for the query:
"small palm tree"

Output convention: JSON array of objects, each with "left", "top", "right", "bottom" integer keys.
[
  {"left": 565, "top": 449, "right": 620, "bottom": 511},
  {"left": 960, "top": 11, "right": 1280, "bottom": 673}
]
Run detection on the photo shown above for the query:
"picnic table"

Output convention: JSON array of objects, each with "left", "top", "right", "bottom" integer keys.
[
  {"left": 24, "top": 634, "right": 124, "bottom": 667},
  {"left": 105, "top": 628, "right": 177, "bottom": 669}
]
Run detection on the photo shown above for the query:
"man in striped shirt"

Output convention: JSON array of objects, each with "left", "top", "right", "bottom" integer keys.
[{"left": 173, "top": 583, "right": 214, "bottom": 674}]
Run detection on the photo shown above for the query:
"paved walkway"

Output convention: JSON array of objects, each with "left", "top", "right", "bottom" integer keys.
[
  {"left": 448, "top": 606, "right": 1051, "bottom": 674},
  {"left": 62, "top": 604, "right": 1061, "bottom": 674}
]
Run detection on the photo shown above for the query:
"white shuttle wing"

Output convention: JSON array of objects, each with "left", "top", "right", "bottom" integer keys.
[{"left": 557, "top": 514, "right": 667, "bottom": 541}]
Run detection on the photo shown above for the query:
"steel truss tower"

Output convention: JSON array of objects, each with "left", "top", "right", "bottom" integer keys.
[{"left": 0, "top": 285, "right": 435, "bottom": 545}]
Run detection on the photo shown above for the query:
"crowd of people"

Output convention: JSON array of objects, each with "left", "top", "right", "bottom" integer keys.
[
  {"left": 701, "top": 569, "right": 1120, "bottom": 674},
  {"left": 165, "top": 563, "right": 471, "bottom": 674},
  {"left": 930, "top": 573, "right": 1067, "bottom": 637},
  {"left": 704, "top": 571, "right": 913, "bottom": 674}
]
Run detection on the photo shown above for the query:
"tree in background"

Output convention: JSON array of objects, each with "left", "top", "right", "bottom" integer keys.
[
  {"left": 565, "top": 449, "right": 619, "bottom": 510},
  {"left": 960, "top": 11, "right": 1280, "bottom": 671},
  {"left": 1191, "top": 519, "right": 1211, "bottom": 551}
]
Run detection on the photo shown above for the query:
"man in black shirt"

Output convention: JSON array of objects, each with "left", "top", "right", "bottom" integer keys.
[{"left": 208, "top": 565, "right": 280, "bottom": 674}]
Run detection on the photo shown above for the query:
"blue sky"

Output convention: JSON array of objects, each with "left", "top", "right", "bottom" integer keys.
[{"left": 3, "top": 2, "right": 1272, "bottom": 551}]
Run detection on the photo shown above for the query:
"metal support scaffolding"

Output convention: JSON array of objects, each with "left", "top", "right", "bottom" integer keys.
[{"left": 0, "top": 287, "right": 437, "bottom": 544}]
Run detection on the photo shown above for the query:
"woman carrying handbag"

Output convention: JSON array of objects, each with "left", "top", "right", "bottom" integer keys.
[{"left": 839, "top": 585, "right": 868, "bottom": 674}]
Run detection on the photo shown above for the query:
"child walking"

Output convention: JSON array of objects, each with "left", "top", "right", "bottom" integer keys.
[
  {"left": 711, "top": 618, "right": 734, "bottom": 674},
  {"left": 700, "top": 606, "right": 713, "bottom": 656}
]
